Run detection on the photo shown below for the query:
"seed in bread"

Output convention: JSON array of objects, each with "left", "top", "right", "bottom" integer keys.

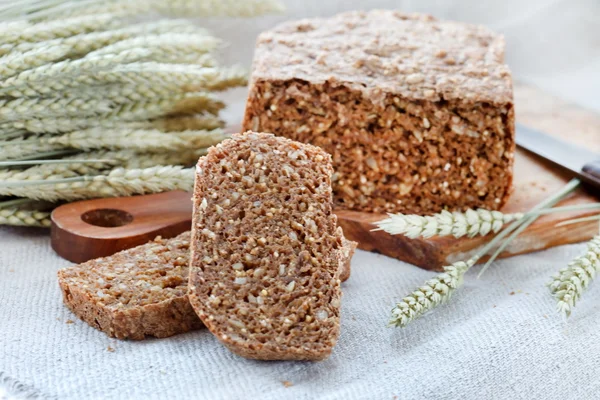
[{"left": 189, "top": 131, "right": 347, "bottom": 361}]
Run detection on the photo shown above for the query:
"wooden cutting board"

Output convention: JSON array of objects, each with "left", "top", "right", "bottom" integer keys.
[
  {"left": 51, "top": 84, "right": 600, "bottom": 268},
  {"left": 336, "top": 84, "right": 600, "bottom": 270}
]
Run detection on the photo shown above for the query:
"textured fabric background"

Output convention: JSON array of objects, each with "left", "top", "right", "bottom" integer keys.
[{"left": 2, "top": 1, "right": 600, "bottom": 399}]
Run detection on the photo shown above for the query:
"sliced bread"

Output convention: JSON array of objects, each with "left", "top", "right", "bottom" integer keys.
[
  {"left": 57, "top": 230, "right": 354, "bottom": 340},
  {"left": 189, "top": 131, "right": 350, "bottom": 360},
  {"left": 57, "top": 232, "right": 201, "bottom": 340}
]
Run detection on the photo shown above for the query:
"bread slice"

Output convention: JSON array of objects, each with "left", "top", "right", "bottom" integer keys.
[
  {"left": 57, "top": 231, "right": 354, "bottom": 341},
  {"left": 189, "top": 131, "right": 349, "bottom": 361},
  {"left": 57, "top": 232, "right": 202, "bottom": 340}
]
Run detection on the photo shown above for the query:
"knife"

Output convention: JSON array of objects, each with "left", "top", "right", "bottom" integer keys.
[{"left": 516, "top": 124, "right": 600, "bottom": 192}]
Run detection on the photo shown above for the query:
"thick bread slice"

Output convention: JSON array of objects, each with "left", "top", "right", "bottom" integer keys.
[
  {"left": 57, "top": 231, "right": 354, "bottom": 340},
  {"left": 57, "top": 232, "right": 202, "bottom": 340},
  {"left": 189, "top": 131, "right": 347, "bottom": 361}
]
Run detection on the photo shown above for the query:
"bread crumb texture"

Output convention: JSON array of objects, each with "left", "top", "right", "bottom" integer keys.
[
  {"left": 243, "top": 10, "right": 515, "bottom": 214},
  {"left": 189, "top": 132, "right": 344, "bottom": 360}
]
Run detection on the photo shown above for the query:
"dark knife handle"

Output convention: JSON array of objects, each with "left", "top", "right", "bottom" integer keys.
[{"left": 582, "top": 160, "right": 600, "bottom": 193}]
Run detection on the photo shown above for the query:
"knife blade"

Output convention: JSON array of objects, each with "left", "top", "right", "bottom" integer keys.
[{"left": 516, "top": 124, "right": 600, "bottom": 192}]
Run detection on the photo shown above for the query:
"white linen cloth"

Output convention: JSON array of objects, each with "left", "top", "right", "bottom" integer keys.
[
  {"left": 2, "top": 0, "right": 600, "bottom": 398},
  {"left": 2, "top": 227, "right": 600, "bottom": 400}
]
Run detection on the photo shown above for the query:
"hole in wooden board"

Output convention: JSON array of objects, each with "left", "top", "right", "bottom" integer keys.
[{"left": 81, "top": 209, "right": 134, "bottom": 228}]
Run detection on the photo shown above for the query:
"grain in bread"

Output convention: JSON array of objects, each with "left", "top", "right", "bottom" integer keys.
[
  {"left": 243, "top": 10, "right": 515, "bottom": 214},
  {"left": 189, "top": 131, "right": 348, "bottom": 360}
]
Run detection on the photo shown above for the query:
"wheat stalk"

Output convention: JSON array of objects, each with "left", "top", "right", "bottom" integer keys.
[
  {"left": 46, "top": 127, "right": 227, "bottom": 152},
  {"left": 6, "top": 20, "right": 207, "bottom": 60},
  {"left": 0, "top": 152, "right": 116, "bottom": 180},
  {"left": 390, "top": 260, "right": 472, "bottom": 327},
  {"left": 0, "top": 49, "right": 151, "bottom": 97},
  {"left": 99, "top": 92, "right": 225, "bottom": 121},
  {"left": 0, "top": 138, "right": 65, "bottom": 160},
  {"left": 1, "top": 14, "right": 123, "bottom": 44},
  {"left": 389, "top": 179, "right": 581, "bottom": 328},
  {"left": 375, "top": 209, "right": 525, "bottom": 239},
  {"left": 37, "top": 0, "right": 284, "bottom": 19},
  {"left": 85, "top": 33, "right": 221, "bottom": 63},
  {"left": 0, "top": 43, "right": 71, "bottom": 79},
  {"left": 0, "top": 166, "right": 194, "bottom": 201},
  {"left": 0, "top": 97, "right": 113, "bottom": 121},
  {"left": 548, "top": 236, "right": 600, "bottom": 317},
  {"left": 5, "top": 63, "right": 246, "bottom": 99},
  {"left": 0, "top": 115, "right": 224, "bottom": 134},
  {"left": 0, "top": 208, "right": 52, "bottom": 227}
]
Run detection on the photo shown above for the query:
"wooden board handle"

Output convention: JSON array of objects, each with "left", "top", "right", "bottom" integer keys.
[{"left": 51, "top": 191, "right": 193, "bottom": 263}]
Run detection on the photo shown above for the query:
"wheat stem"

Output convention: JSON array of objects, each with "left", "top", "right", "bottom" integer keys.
[
  {"left": 556, "top": 214, "right": 600, "bottom": 227},
  {"left": 0, "top": 158, "right": 112, "bottom": 167},
  {"left": 477, "top": 179, "right": 582, "bottom": 277}
]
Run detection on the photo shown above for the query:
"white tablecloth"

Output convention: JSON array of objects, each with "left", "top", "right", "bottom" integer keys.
[{"left": 2, "top": 1, "right": 600, "bottom": 399}]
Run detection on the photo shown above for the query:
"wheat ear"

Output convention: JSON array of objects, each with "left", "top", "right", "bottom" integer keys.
[
  {"left": 1, "top": 14, "right": 123, "bottom": 44},
  {"left": 0, "top": 208, "right": 52, "bottom": 227},
  {"left": 46, "top": 128, "right": 227, "bottom": 152},
  {"left": 389, "top": 179, "right": 581, "bottom": 328},
  {"left": 0, "top": 115, "right": 224, "bottom": 134},
  {"left": 0, "top": 43, "right": 71, "bottom": 79},
  {"left": 0, "top": 49, "right": 151, "bottom": 97},
  {"left": 0, "top": 97, "right": 113, "bottom": 121},
  {"left": 375, "top": 209, "right": 525, "bottom": 239},
  {"left": 0, "top": 166, "right": 194, "bottom": 202},
  {"left": 99, "top": 92, "right": 225, "bottom": 121},
  {"left": 40, "top": 0, "right": 284, "bottom": 19},
  {"left": 7, "top": 20, "right": 206, "bottom": 60},
  {"left": 548, "top": 236, "right": 600, "bottom": 317},
  {"left": 85, "top": 33, "right": 220, "bottom": 63}
]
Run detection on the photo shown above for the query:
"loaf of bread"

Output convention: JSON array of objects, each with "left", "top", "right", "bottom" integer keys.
[
  {"left": 189, "top": 132, "right": 349, "bottom": 360},
  {"left": 243, "top": 10, "right": 515, "bottom": 215},
  {"left": 57, "top": 232, "right": 202, "bottom": 340}
]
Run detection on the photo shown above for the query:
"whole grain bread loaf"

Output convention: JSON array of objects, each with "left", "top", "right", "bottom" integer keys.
[
  {"left": 57, "top": 232, "right": 201, "bottom": 340},
  {"left": 189, "top": 131, "right": 348, "bottom": 360},
  {"left": 243, "top": 10, "right": 515, "bottom": 215}
]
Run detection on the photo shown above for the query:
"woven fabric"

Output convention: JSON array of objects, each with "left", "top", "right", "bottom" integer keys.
[{"left": 1, "top": 225, "right": 600, "bottom": 399}]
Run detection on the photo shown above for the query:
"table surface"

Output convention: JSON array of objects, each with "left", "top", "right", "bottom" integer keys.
[{"left": 3, "top": 1, "right": 600, "bottom": 399}]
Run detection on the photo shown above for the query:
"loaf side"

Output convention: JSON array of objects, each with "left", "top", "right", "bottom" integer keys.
[{"left": 243, "top": 10, "right": 515, "bottom": 214}]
